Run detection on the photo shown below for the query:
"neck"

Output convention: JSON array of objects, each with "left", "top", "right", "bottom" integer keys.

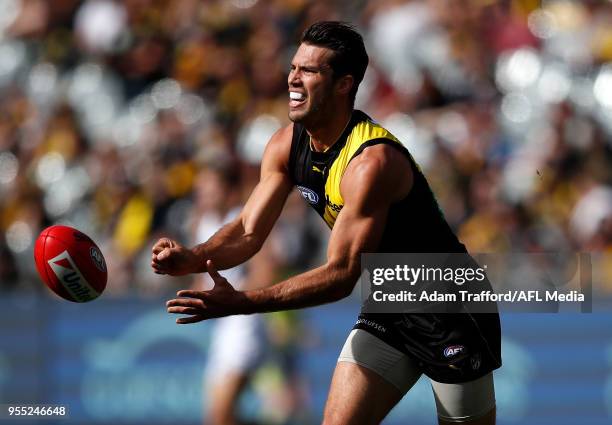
[{"left": 306, "top": 108, "right": 353, "bottom": 152}]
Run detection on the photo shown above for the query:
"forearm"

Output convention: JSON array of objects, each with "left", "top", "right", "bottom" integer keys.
[
  {"left": 240, "top": 263, "right": 358, "bottom": 314},
  {"left": 192, "top": 218, "right": 261, "bottom": 272},
  {"left": 191, "top": 170, "right": 292, "bottom": 274}
]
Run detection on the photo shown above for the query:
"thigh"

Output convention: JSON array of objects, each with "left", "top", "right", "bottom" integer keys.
[
  {"left": 322, "top": 329, "right": 422, "bottom": 425},
  {"left": 323, "top": 362, "right": 403, "bottom": 425},
  {"left": 430, "top": 372, "right": 496, "bottom": 424}
]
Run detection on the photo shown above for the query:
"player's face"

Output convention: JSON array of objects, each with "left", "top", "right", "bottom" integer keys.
[{"left": 287, "top": 43, "right": 336, "bottom": 124}]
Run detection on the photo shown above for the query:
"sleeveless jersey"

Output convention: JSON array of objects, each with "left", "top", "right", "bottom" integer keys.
[
  {"left": 288, "top": 110, "right": 502, "bottom": 384},
  {"left": 288, "top": 110, "right": 465, "bottom": 254}
]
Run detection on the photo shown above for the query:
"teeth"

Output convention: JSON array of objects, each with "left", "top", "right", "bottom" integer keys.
[{"left": 289, "top": 92, "right": 305, "bottom": 100}]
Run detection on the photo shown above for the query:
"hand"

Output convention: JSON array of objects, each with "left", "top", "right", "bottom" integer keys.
[
  {"left": 166, "top": 260, "right": 249, "bottom": 324},
  {"left": 151, "top": 237, "right": 200, "bottom": 276}
]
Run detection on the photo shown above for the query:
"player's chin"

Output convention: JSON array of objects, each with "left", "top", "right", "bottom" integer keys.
[{"left": 288, "top": 108, "right": 308, "bottom": 123}]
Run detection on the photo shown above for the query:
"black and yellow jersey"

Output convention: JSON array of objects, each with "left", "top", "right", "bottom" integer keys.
[
  {"left": 289, "top": 110, "right": 466, "bottom": 254},
  {"left": 290, "top": 110, "right": 502, "bottom": 384}
]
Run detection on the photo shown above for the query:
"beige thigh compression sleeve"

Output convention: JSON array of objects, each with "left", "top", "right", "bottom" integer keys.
[
  {"left": 338, "top": 329, "right": 422, "bottom": 393},
  {"left": 338, "top": 329, "right": 496, "bottom": 422}
]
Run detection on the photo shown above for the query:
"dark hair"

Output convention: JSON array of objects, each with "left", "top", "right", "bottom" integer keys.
[{"left": 300, "top": 21, "right": 369, "bottom": 104}]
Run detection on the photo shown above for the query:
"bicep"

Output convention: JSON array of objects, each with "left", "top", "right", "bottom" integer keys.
[
  {"left": 326, "top": 172, "right": 390, "bottom": 273},
  {"left": 326, "top": 144, "right": 408, "bottom": 273},
  {"left": 326, "top": 200, "right": 388, "bottom": 274}
]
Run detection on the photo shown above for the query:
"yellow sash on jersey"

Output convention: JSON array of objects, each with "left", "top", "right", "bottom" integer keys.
[{"left": 322, "top": 120, "right": 401, "bottom": 228}]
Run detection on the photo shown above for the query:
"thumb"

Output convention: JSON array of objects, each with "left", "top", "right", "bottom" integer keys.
[
  {"left": 157, "top": 247, "right": 173, "bottom": 261},
  {"left": 207, "top": 260, "right": 229, "bottom": 286}
]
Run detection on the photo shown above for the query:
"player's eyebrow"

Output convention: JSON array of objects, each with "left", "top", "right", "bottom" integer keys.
[{"left": 290, "top": 63, "right": 331, "bottom": 72}]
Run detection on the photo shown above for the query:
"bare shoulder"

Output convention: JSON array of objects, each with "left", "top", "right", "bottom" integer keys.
[
  {"left": 341, "top": 143, "right": 413, "bottom": 204},
  {"left": 261, "top": 123, "right": 294, "bottom": 173}
]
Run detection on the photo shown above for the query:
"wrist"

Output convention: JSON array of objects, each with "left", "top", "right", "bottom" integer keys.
[
  {"left": 190, "top": 245, "right": 208, "bottom": 273},
  {"left": 239, "top": 289, "right": 263, "bottom": 315}
]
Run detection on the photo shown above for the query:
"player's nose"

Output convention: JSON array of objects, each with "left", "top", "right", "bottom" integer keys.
[{"left": 288, "top": 70, "right": 301, "bottom": 86}]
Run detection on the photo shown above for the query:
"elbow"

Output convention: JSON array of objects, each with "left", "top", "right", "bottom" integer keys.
[
  {"left": 333, "top": 283, "right": 354, "bottom": 301},
  {"left": 243, "top": 232, "right": 264, "bottom": 255}
]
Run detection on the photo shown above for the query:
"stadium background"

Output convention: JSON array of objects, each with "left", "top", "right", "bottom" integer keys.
[{"left": 0, "top": 0, "right": 611, "bottom": 424}]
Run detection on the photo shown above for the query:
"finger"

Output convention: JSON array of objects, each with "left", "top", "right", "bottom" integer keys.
[
  {"left": 176, "top": 315, "right": 205, "bottom": 324},
  {"left": 176, "top": 290, "right": 210, "bottom": 300},
  {"left": 166, "top": 297, "right": 203, "bottom": 308},
  {"left": 156, "top": 248, "right": 172, "bottom": 261},
  {"left": 206, "top": 260, "right": 223, "bottom": 280},
  {"left": 152, "top": 238, "right": 171, "bottom": 254},
  {"left": 151, "top": 263, "right": 166, "bottom": 274},
  {"left": 167, "top": 306, "right": 200, "bottom": 315},
  {"left": 206, "top": 261, "right": 230, "bottom": 288},
  {"left": 151, "top": 253, "right": 164, "bottom": 265}
]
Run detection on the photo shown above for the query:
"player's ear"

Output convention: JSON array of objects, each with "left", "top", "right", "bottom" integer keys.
[{"left": 335, "top": 74, "right": 354, "bottom": 96}]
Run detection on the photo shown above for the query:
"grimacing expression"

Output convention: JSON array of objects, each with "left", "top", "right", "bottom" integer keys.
[{"left": 287, "top": 43, "right": 338, "bottom": 125}]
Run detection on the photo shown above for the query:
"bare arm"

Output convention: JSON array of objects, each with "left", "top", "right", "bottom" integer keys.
[
  {"left": 190, "top": 158, "right": 292, "bottom": 271},
  {"left": 151, "top": 125, "right": 294, "bottom": 276},
  {"left": 166, "top": 144, "right": 413, "bottom": 321}
]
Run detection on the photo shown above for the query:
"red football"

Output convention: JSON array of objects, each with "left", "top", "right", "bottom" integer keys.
[{"left": 34, "top": 225, "right": 107, "bottom": 302}]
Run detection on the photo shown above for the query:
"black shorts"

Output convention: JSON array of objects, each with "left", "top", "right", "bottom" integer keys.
[{"left": 353, "top": 310, "right": 502, "bottom": 384}]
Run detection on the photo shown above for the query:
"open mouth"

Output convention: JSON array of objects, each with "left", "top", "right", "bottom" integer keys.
[{"left": 289, "top": 91, "right": 306, "bottom": 108}]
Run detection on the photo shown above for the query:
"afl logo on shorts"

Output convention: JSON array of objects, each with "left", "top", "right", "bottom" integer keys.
[
  {"left": 90, "top": 246, "right": 107, "bottom": 272},
  {"left": 443, "top": 345, "right": 465, "bottom": 358},
  {"left": 297, "top": 186, "right": 319, "bottom": 205}
]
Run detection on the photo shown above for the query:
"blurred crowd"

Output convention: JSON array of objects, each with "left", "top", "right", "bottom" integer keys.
[{"left": 0, "top": 0, "right": 611, "bottom": 294}]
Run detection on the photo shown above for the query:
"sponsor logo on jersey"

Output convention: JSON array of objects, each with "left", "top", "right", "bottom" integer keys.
[
  {"left": 48, "top": 250, "right": 99, "bottom": 302},
  {"left": 325, "top": 194, "right": 342, "bottom": 213},
  {"left": 90, "top": 246, "right": 107, "bottom": 272},
  {"left": 297, "top": 186, "right": 319, "bottom": 204},
  {"left": 443, "top": 345, "right": 465, "bottom": 358},
  {"left": 355, "top": 318, "right": 387, "bottom": 333}
]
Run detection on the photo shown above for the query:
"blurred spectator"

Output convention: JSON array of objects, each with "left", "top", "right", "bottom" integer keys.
[
  {"left": 1, "top": 0, "right": 611, "bottom": 296},
  {"left": 185, "top": 160, "right": 310, "bottom": 424}
]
